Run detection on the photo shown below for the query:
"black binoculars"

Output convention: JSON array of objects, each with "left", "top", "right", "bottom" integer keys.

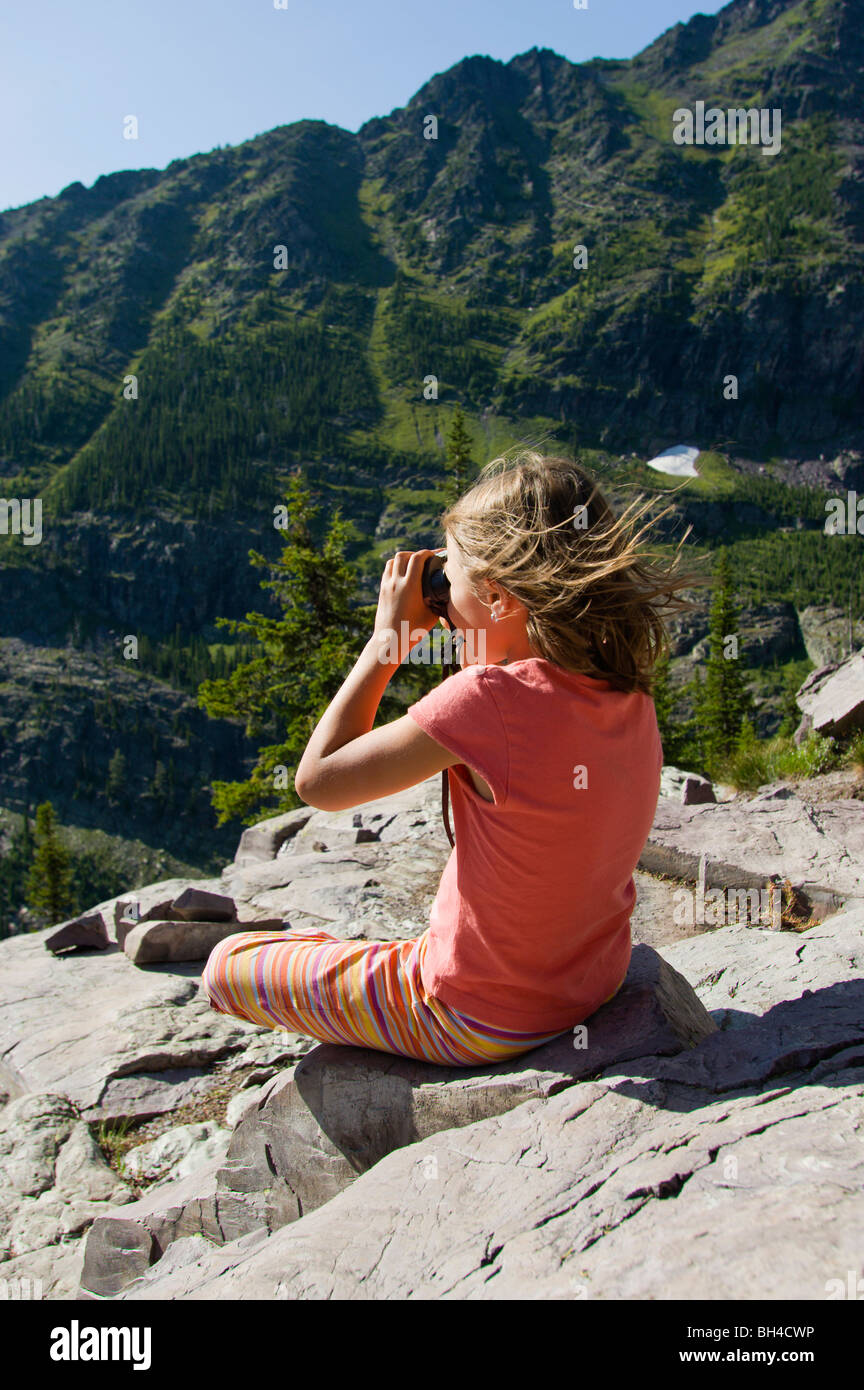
[{"left": 421, "top": 550, "right": 451, "bottom": 618}]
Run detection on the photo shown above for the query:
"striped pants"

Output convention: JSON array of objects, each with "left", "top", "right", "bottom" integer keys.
[{"left": 200, "top": 927, "right": 568, "bottom": 1067}]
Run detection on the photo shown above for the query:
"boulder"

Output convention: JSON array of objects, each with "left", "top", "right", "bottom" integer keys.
[
  {"left": 659, "top": 765, "right": 716, "bottom": 805},
  {"left": 78, "top": 1158, "right": 226, "bottom": 1299},
  {"left": 45, "top": 912, "right": 110, "bottom": 955},
  {"left": 116, "top": 916, "right": 142, "bottom": 950},
  {"left": 92, "top": 877, "right": 228, "bottom": 945},
  {"left": 123, "top": 919, "right": 266, "bottom": 966},
  {"left": 794, "top": 648, "right": 864, "bottom": 742},
  {"left": 79, "top": 942, "right": 717, "bottom": 1294}
]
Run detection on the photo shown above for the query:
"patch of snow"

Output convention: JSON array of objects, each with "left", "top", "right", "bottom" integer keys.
[{"left": 645, "top": 445, "right": 701, "bottom": 478}]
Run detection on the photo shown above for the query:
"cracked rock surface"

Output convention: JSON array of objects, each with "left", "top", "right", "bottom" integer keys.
[
  {"left": 1, "top": 774, "right": 862, "bottom": 1300},
  {"left": 0, "top": 1093, "right": 135, "bottom": 1298},
  {"left": 113, "top": 908, "right": 864, "bottom": 1300},
  {"left": 79, "top": 939, "right": 717, "bottom": 1294},
  {"left": 645, "top": 786, "right": 864, "bottom": 905}
]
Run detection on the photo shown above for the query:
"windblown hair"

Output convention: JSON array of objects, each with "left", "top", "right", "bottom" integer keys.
[{"left": 441, "top": 450, "right": 712, "bottom": 695}]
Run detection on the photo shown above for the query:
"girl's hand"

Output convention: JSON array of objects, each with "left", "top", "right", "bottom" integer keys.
[{"left": 374, "top": 549, "right": 438, "bottom": 640}]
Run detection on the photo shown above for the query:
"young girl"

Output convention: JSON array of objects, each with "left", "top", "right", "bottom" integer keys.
[{"left": 202, "top": 451, "right": 703, "bottom": 1067}]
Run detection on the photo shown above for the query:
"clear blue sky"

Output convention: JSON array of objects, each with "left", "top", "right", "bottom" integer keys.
[{"left": 1, "top": 0, "right": 731, "bottom": 214}]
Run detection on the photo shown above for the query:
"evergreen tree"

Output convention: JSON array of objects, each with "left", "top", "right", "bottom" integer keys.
[
  {"left": 689, "top": 665, "right": 708, "bottom": 771},
  {"left": 694, "top": 550, "right": 755, "bottom": 775},
  {"left": 445, "top": 405, "right": 473, "bottom": 503},
  {"left": 198, "top": 473, "right": 388, "bottom": 826},
  {"left": 25, "top": 802, "right": 74, "bottom": 926},
  {"left": 652, "top": 647, "right": 673, "bottom": 740},
  {"left": 777, "top": 666, "right": 805, "bottom": 738},
  {"left": 653, "top": 648, "right": 703, "bottom": 772}
]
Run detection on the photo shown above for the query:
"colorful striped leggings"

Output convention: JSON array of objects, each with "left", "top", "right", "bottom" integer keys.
[{"left": 200, "top": 927, "right": 568, "bottom": 1067}]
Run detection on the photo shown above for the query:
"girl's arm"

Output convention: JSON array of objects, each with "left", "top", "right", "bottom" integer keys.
[{"left": 294, "top": 549, "right": 461, "bottom": 812}]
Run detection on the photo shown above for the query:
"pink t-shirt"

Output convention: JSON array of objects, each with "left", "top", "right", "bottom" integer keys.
[{"left": 407, "top": 658, "right": 663, "bottom": 1032}]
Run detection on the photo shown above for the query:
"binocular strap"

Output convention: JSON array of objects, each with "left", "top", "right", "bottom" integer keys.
[{"left": 439, "top": 617, "right": 456, "bottom": 849}]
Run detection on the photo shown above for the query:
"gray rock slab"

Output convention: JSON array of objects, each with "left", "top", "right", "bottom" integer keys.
[
  {"left": 642, "top": 785, "right": 864, "bottom": 905},
  {"left": 796, "top": 647, "right": 864, "bottom": 738},
  {"left": 222, "top": 846, "right": 447, "bottom": 940},
  {"left": 0, "top": 1238, "right": 85, "bottom": 1301},
  {"left": 109, "top": 915, "right": 864, "bottom": 1303},
  {"left": 118, "top": 1028, "right": 864, "bottom": 1301},
  {"left": 661, "top": 902, "right": 864, "bottom": 1026}
]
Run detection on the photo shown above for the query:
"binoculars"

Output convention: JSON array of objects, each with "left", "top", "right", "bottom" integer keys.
[{"left": 421, "top": 550, "right": 451, "bottom": 618}]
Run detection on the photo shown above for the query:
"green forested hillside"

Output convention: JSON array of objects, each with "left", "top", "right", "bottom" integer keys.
[{"left": 0, "top": 0, "right": 863, "bottom": 915}]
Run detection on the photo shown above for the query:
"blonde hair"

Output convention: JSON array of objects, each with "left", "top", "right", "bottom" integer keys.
[{"left": 441, "top": 450, "right": 712, "bottom": 695}]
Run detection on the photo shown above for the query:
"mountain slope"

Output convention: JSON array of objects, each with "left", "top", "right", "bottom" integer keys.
[{"left": 0, "top": 0, "right": 862, "bottom": 886}]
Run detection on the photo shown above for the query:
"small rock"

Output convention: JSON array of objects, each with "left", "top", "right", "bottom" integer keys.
[
  {"left": 171, "top": 888, "right": 237, "bottom": 922},
  {"left": 44, "top": 913, "right": 110, "bottom": 955},
  {"left": 660, "top": 766, "right": 716, "bottom": 805}
]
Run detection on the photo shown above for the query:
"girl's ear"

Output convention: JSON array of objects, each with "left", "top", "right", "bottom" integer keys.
[{"left": 488, "top": 586, "right": 524, "bottom": 619}]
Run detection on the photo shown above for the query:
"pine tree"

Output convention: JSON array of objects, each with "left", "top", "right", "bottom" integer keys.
[
  {"left": 25, "top": 802, "right": 74, "bottom": 926},
  {"left": 653, "top": 648, "right": 703, "bottom": 772},
  {"left": 652, "top": 647, "right": 673, "bottom": 739},
  {"left": 694, "top": 550, "right": 755, "bottom": 775},
  {"left": 777, "top": 666, "right": 805, "bottom": 738},
  {"left": 445, "top": 405, "right": 473, "bottom": 503},
  {"left": 198, "top": 472, "right": 388, "bottom": 826}
]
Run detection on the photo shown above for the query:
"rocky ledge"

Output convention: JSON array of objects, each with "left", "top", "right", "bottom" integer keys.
[{"left": 0, "top": 769, "right": 861, "bottom": 1300}]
